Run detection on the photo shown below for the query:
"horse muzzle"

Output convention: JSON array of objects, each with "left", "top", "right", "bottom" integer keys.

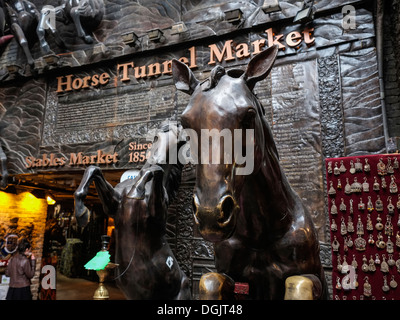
[{"left": 193, "top": 194, "right": 238, "bottom": 242}]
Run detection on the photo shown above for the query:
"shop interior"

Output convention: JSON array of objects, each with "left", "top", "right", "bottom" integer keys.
[{"left": 0, "top": 169, "right": 127, "bottom": 299}]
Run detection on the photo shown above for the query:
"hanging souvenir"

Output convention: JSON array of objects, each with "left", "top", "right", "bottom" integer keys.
[
  {"left": 351, "top": 177, "right": 362, "bottom": 193},
  {"left": 364, "top": 158, "right": 371, "bottom": 172},
  {"left": 349, "top": 160, "right": 356, "bottom": 174},
  {"left": 375, "top": 253, "right": 381, "bottom": 265},
  {"left": 355, "top": 158, "right": 363, "bottom": 173},
  {"left": 366, "top": 214, "right": 373, "bottom": 232},
  {"left": 341, "top": 255, "right": 349, "bottom": 274},
  {"left": 375, "top": 215, "right": 383, "bottom": 231},
  {"left": 386, "top": 237, "right": 394, "bottom": 254},
  {"left": 397, "top": 194, "right": 400, "bottom": 210},
  {"left": 363, "top": 277, "right": 372, "bottom": 297},
  {"left": 331, "top": 218, "right": 338, "bottom": 232},
  {"left": 387, "top": 196, "right": 395, "bottom": 215},
  {"left": 331, "top": 199, "right": 338, "bottom": 215},
  {"left": 344, "top": 178, "right": 352, "bottom": 195},
  {"left": 332, "top": 235, "right": 340, "bottom": 252},
  {"left": 358, "top": 198, "right": 365, "bottom": 211},
  {"left": 387, "top": 158, "right": 394, "bottom": 174},
  {"left": 346, "top": 235, "right": 353, "bottom": 248},
  {"left": 385, "top": 216, "right": 393, "bottom": 236},
  {"left": 376, "top": 232, "right": 386, "bottom": 249},
  {"left": 337, "top": 179, "right": 342, "bottom": 190},
  {"left": 367, "top": 196, "right": 374, "bottom": 212},
  {"left": 368, "top": 234, "right": 375, "bottom": 245},
  {"left": 335, "top": 277, "right": 342, "bottom": 290},
  {"left": 354, "top": 235, "right": 366, "bottom": 251},
  {"left": 361, "top": 255, "right": 369, "bottom": 272},
  {"left": 339, "top": 160, "right": 347, "bottom": 173},
  {"left": 353, "top": 275, "right": 359, "bottom": 289},
  {"left": 396, "top": 254, "right": 400, "bottom": 273},
  {"left": 381, "top": 255, "right": 389, "bottom": 273},
  {"left": 328, "top": 181, "right": 336, "bottom": 196},
  {"left": 336, "top": 255, "right": 342, "bottom": 273},
  {"left": 368, "top": 255, "right": 376, "bottom": 272},
  {"left": 357, "top": 216, "right": 364, "bottom": 235},
  {"left": 351, "top": 254, "right": 358, "bottom": 269},
  {"left": 381, "top": 176, "right": 387, "bottom": 189},
  {"left": 349, "top": 199, "right": 354, "bottom": 215},
  {"left": 393, "top": 157, "right": 399, "bottom": 170},
  {"left": 362, "top": 177, "right": 369, "bottom": 192},
  {"left": 382, "top": 275, "right": 390, "bottom": 292},
  {"left": 334, "top": 162, "right": 340, "bottom": 175},
  {"left": 396, "top": 231, "right": 400, "bottom": 247},
  {"left": 373, "top": 176, "right": 380, "bottom": 191},
  {"left": 340, "top": 198, "right": 346, "bottom": 212},
  {"left": 377, "top": 158, "right": 386, "bottom": 176},
  {"left": 375, "top": 195, "right": 383, "bottom": 212},
  {"left": 327, "top": 161, "right": 333, "bottom": 174},
  {"left": 347, "top": 216, "right": 354, "bottom": 233},
  {"left": 340, "top": 217, "right": 347, "bottom": 236},
  {"left": 390, "top": 275, "right": 398, "bottom": 289},
  {"left": 388, "top": 254, "right": 396, "bottom": 267},
  {"left": 389, "top": 175, "right": 398, "bottom": 194}
]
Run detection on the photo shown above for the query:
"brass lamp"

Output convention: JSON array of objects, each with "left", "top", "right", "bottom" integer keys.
[{"left": 84, "top": 235, "right": 118, "bottom": 300}]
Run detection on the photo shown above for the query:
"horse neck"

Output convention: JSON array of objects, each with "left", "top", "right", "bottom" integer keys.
[
  {"left": 235, "top": 118, "right": 296, "bottom": 241},
  {"left": 116, "top": 219, "right": 166, "bottom": 255}
]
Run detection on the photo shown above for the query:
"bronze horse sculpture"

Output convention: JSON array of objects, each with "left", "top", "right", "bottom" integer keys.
[
  {"left": 37, "top": 0, "right": 104, "bottom": 55},
  {"left": 74, "top": 125, "right": 191, "bottom": 300},
  {"left": 0, "top": 0, "right": 39, "bottom": 66},
  {"left": 171, "top": 46, "right": 328, "bottom": 300}
]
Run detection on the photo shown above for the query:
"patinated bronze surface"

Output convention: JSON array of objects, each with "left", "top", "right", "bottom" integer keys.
[
  {"left": 0, "top": 145, "right": 8, "bottom": 189},
  {"left": 37, "top": 0, "right": 104, "bottom": 55},
  {"left": 74, "top": 125, "right": 190, "bottom": 300},
  {"left": 172, "top": 46, "right": 328, "bottom": 299},
  {"left": 1, "top": 0, "right": 39, "bottom": 66}
]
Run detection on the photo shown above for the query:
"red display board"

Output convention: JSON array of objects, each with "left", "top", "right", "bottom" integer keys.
[{"left": 326, "top": 154, "right": 400, "bottom": 300}]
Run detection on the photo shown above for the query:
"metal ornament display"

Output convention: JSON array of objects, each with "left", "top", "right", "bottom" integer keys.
[{"left": 327, "top": 155, "right": 400, "bottom": 300}]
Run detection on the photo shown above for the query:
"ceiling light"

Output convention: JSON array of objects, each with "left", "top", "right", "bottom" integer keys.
[
  {"left": 147, "top": 29, "right": 165, "bottom": 43},
  {"left": 171, "top": 22, "right": 188, "bottom": 35},
  {"left": 293, "top": 0, "right": 314, "bottom": 24},
  {"left": 262, "top": 0, "right": 281, "bottom": 13},
  {"left": 46, "top": 193, "right": 56, "bottom": 205},
  {"left": 225, "top": 9, "right": 243, "bottom": 24},
  {"left": 121, "top": 31, "right": 139, "bottom": 47}
]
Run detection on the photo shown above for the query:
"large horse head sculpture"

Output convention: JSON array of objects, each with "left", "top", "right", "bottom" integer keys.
[
  {"left": 172, "top": 46, "right": 284, "bottom": 242},
  {"left": 172, "top": 47, "right": 328, "bottom": 299}
]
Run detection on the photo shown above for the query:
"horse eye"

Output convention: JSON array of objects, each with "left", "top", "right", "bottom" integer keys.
[{"left": 242, "top": 108, "right": 257, "bottom": 127}]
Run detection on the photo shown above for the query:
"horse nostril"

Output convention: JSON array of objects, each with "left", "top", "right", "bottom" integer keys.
[{"left": 218, "top": 196, "right": 235, "bottom": 224}]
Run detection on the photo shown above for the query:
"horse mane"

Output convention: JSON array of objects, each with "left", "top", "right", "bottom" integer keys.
[
  {"left": 254, "top": 95, "right": 297, "bottom": 212},
  {"left": 144, "top": 121, "right": 184, "bottom": 205}
]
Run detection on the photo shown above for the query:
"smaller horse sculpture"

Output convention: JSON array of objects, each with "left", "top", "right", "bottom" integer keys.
[
  {"left": 74, "top": 125, "right": 190, "bottom": 300},
  {"left": 37, "top": 0, "right": 104, "bottom": 55},
  {"left": 66, "top": 0, "right": 104, "bottom": 44}
]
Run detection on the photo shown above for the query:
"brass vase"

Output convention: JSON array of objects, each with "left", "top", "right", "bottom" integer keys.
[{"left": 93, "top": 262, "right": 118, "bottom": 300}]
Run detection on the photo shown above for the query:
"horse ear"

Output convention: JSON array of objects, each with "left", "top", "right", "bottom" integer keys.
[
  {"left": 243, "top": 45, "right": 278, "bottom": 91},
  {"left": 172, "top": 59, "right": 199, "bottom": 95}
]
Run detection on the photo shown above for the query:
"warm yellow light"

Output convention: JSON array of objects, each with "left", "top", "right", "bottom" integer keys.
[{"left": 46, "top": 195, "right": 56, "bottom": 205}]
